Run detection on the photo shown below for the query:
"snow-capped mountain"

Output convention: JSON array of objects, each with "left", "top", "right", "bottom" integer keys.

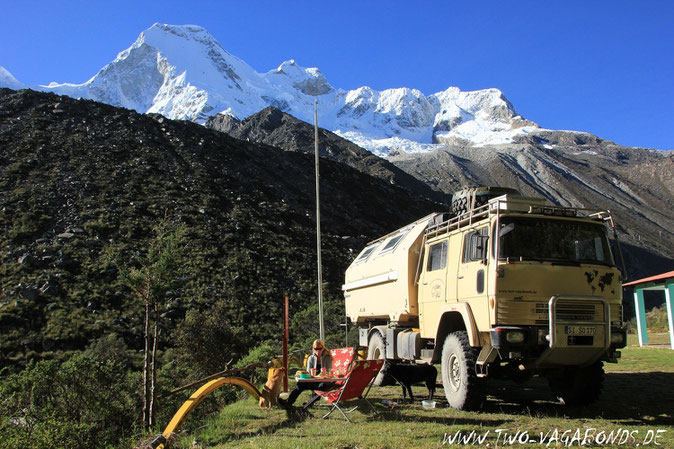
[
  {"left": 0, "top": 66, "right": 23, "bottom": 90},
  {"left": 0, "top": 23, "right": 540, "bottom": 157}
]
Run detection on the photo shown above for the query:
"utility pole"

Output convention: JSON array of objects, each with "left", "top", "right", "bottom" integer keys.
[{"left": 314, "top": 100, "right": 325, "bottom": 341}]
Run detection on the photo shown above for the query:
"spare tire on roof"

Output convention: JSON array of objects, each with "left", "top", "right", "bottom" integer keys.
[{"left": 450, "top": 187, "right": 520, "bottom": 216}]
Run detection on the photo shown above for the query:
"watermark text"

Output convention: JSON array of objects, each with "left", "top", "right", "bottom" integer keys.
[{"left": 442, "top": 428, "right": 667, "bottom": 446}]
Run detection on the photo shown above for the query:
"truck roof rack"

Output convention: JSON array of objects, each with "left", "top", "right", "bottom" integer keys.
[{"left": 425, "top": 194, "right": 611, "bottom": 240}]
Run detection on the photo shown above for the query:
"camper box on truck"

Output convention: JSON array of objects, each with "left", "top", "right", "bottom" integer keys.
[{"left": 344, "top": 214, "right": 436, "bottom": 326}]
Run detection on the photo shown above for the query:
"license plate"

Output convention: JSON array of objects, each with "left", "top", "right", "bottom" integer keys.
[{"left": 565, "top": 326, "right": 596, "bottom": 335}]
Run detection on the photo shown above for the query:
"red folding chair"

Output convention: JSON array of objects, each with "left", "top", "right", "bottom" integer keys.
[
  {"left": 328, "top": 347, "right": 355, "bottom": 377},
  {"left": 296, "top": 347, "right": 357, "bottom": 411},
  {"left": 315, "top": 359, "right": 384, "bottom": 422}
]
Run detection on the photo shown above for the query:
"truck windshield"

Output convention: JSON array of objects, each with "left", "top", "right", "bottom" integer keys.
[{"left": 497, "top": 217, "right": 614, "bottom": 266}]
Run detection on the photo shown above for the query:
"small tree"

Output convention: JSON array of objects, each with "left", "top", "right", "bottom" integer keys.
[
  {"left": 176, "top": 303, "right": 250, "bottom": 376},
  {"left": 112, "top": 218, "right": 187, "bottom": 429}
]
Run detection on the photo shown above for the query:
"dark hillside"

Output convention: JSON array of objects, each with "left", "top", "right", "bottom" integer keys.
[{"left": 0, "top": 88, "right": 440, "bottom": 367}]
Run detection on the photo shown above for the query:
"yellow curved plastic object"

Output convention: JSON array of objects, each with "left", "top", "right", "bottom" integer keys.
[{"left": 156, "top": 376, "right": 261, "bottom": 449}]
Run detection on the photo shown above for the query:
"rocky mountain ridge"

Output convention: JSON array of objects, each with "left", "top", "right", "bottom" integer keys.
[
  {"left": 394, "top": 140, "right": 674, "bottom": 269},
  {"left": 205, "top": 106, "right": 448, "bottom": 202}
]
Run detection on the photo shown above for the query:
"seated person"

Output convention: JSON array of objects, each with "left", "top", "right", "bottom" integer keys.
[{"left": 279, "top": 339, "right": 337, "bottom": 409}]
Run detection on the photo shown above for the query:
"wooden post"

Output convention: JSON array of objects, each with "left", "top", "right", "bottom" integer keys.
[{"left": 283, "top": 295, "right": 289, "bottom": 392}]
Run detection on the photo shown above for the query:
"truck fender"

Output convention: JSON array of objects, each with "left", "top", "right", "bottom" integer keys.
[
  {"left": 433, "top": 303, "right": 480, "bottom": 362},
  {"left": 367, "top": 326, "right": 388, "bottom": 346},
  {"left": 359, "top": 326, "right": 389, "bottom": 350}
]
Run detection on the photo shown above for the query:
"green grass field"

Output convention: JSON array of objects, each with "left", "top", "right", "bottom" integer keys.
[
  {"left": 627, "top": 332, "right": 673, "bottom": 347},
  {"left": 164, "top": 345, "right": 673, "bottom": 449}
]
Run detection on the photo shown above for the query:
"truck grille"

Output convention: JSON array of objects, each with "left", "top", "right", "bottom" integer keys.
[
  {"left": 555, "top": 300, "right": 597, "bottom": 321},
  {"left": 496, "top": 301, "right": 540, "bottom": 325},
  {"left": 498, "top": 300, "right": 621, "bottom": 325}
]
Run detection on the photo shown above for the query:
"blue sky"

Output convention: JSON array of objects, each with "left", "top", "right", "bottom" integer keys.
[{"left": 1, "top": 0, "right": 672, "bottom": 150}]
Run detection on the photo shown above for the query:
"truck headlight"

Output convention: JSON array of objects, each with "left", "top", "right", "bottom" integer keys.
[
  {"left": 506, "top": 331, "right": 525, "bottom": 344},
  {"left": 491, "top": 327, "right": 527, "bottom": 347}
]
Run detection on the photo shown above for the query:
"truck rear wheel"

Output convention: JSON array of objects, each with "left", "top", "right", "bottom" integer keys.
[
  {"left": 367, "top": 332, "right": 386, "bottom": 386},
  {"left": 548, "top": 361, "right": 604, "bottom": 406},
  {"left": 441, "top": 331, "right": 485, "bottom": 410}
]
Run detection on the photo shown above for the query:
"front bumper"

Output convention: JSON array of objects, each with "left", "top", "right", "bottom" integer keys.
[{"left": 490, "top": 295, "right": 626, "bottom": 366}]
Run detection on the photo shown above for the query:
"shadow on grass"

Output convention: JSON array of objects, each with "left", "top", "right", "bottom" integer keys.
[
  {"left": 375, "top": 408, "right": 514, "bottom": 427},
  {"left": 479, "top": 372, "right": 674, "bottom": 426},
  {"left": 299, "top": 398, "right": 515, "bottom": 428},
  {"left": 365, "top": 371, "right": 673, "bottom": 426}
]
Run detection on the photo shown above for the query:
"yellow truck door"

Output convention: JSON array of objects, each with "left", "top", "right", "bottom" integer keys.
[
  {"left": 445, "top": 233, "right": 462, "bottom": 303},
  {"left": 456, "top": 227, "right": 490, "bottom": 326},
  {"left": 419, "top": 239, "right": 448, "bottom": 338}
]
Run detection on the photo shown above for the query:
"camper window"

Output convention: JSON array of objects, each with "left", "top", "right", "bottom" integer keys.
[
  {"left": 354, "top": 242, "right": 380, "bottom": 264},
  {"left": 378, "top": 231, "right": 407, "bottom": 256}
]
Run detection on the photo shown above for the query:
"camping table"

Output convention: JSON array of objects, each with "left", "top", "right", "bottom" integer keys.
[
  {"left": 293, "top": 376, "right": 344, "bottom": 409},
  {"left": 294, "top": 376, "right": 343, "bottom": 383}
]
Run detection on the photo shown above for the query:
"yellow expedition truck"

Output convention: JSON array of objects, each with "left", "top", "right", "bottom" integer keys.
[{"left": 344, "top": 188, "right": 627, "bottom": 410}]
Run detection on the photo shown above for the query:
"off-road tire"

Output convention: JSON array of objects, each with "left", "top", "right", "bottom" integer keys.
[
  {"left": 548, "top": 361, "right": 604, "bottom": 406},
  {"left": 367, "top": 332, "right": 387, "bottom": 386},
  {"left": 441, "top": 331, "right": 485, "bottom": 410}
]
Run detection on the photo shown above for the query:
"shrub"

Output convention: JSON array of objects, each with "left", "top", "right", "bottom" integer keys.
[
  {"left": 235, "top": 339, "right": 281, "bottom": 386},
  {"left": 0, "top": 352, "right": 139, "bottom": 449},
  {"left": 176, "top": 304, "right": 250, "bottom": 377},
  {"left": 626, "top": 303, "right": 671, "bottom": 334}
]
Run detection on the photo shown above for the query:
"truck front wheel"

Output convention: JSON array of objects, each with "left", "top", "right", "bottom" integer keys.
[
  {"left": 367, "top": 332, "right": 386, "bottom": 385},
  {"left": 548, "top": 361, "right": 604, "bottom": 406},
  {"left": 441, "top": 331, "right": 485, "bottom": 410}
]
